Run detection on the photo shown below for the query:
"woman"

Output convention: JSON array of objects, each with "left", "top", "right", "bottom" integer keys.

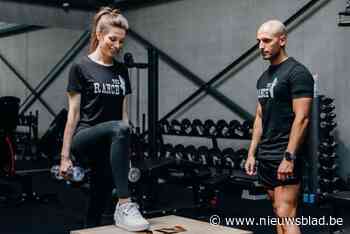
[{"left": 59, "top": 7, "right": 149, "bottom": 231}]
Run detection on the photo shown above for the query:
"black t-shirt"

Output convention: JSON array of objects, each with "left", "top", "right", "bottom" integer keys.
[
  {"left": 67, "top": 56, "right": 131, "bottom": 132},
  {"left": 256, "top": 57, "right": 314, "bottom": 161}
]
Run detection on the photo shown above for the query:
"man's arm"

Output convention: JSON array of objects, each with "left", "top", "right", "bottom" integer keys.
[
  {"left": 245, "top": 103, "right": 263, "bottom": 175},
  {"left": 277, "top": 97, "right": 312, "bottom": 180},
  {"left": 248, "top": 103, "right": 263, "bottom": 158},
  {"left": 286, "top": 97, "right": 313, "bottom": 154}
]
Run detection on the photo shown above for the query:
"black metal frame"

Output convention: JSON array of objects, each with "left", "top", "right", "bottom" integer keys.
[
  {"left": 128, "top": 30, "right": 253, "bottom": 121},
  {"left": 0, "top": 52, "right": 56, "bottom": 116},
  {"left": 1, "top": 0, "right": 180, "bottom": 11},
  {"left": 147, "top": 48, "right": 159, "bottom": 160},
  {"left": 19, "top": 31, "right": 90, "bottom": 116},
  {"left": 129, "top": 0, "right": 327, "bottom": 122},
  {"left": 0, "top": 25, "right": 44, "bottom": 38}
]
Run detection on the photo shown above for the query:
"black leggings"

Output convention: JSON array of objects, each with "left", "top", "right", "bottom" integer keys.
[{"left": 71, "top": 120, "right": 130, "bottom": 226}]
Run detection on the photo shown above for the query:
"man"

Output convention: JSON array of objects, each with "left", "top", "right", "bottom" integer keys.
[{"left": 245, "top": 20, "right": 314, "bottom": 234}]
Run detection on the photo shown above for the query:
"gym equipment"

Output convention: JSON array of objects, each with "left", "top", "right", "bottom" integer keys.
[
  {"left": 171, "top": 120, "right": 182, "bottom": 135},
  {"left": 222, "top": 148, "right": 236, "bottom": 170},
  {"left": 191, "top": 119, "right": 204, "bottom": 136},
  {"left": 241, "top": 120, "right": 253, "bottom": 138},
  {"left": 216, "top": 119, "right": 229, "bottom": 137},
  {"left": 71, "top": 215, "right": 252, "bottom": 234},
  {"left": 0, "top": 96, "right": 20, "bottom": 176},
  {"left": 320, "top": 112, "right": 336, "bottom": 122},
  {"left": 319, "top": 164, "right": 338, "bottom": 178},
  {"left": 128, "top": 167, "right": 142, "bottom": 183},
  {"left": 228, "top": 120, "right": 243, "bottom": 138},
  {"left": 320, "top": 121, "right": 337, "bottom": 133},
  {"left": 160, "top": 120, "right": 171, "bottom": 134},
  {"left": 184, "top": 145, "right": 197, "bottom": 162},
  {"left": 38, "top": 109, "right": 67, "bottom": 159},
  {"left": 174, "top": 144, "right": 186, "bottom": 161},
  {"left": 50, "top": 165, "right": 86, "bottom": 183},
  {"left": 180, "top": 119, "right": 192, "bottom": 135},
  {"left": 203, "top": 119, "right": 216, "bottom": 136},
  {"left": 197, "top": 146, "right": 209, "bottom": 165},
  {"left": 208, "top": 148, "right": 222, "bottom": 168}
]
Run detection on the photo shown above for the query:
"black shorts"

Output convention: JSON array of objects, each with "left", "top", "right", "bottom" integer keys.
[{"left": 257, "top": 159, "right": 302, "bottom": 189}]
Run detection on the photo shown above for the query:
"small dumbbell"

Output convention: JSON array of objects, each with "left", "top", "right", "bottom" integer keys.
[
  {"left": 197, "top": 146, "right": 209, "bottom": 165},
  {"left": 208, "top": 148, "right": 222, "bottom": 167},
  {"left": 50, "top": 165, "right": 85, "bottom": 182},
  {"left": 181, "top": 119, "right": 192, "bottom": 135},
  {"left": 203, "top": 119, "right": 216, "bottom": 136},
  {"left": 184, "top": 145, "right": 197, "bottom": 162},
  {"left": 171, "top": 120, "right": 182, "bottom": 134},
  {"left": 222, "top": 148, "right": 236, "bottom": 169},
  {"left": 216, "top": 119, "right": 229, "bottom": 137},
  {"left": 191, "top": 119, "right": 204, "bottom": 136}
]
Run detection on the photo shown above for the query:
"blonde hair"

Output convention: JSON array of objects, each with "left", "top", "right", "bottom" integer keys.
[{"left": 89, "top": 7, "right": 129, "bottom": 53}]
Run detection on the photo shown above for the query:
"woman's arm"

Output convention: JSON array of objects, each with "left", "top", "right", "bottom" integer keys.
[
  {"left": 60, "top": 92, "right": 81, "bottom": 173},
  {"left": 122, "top": 96, "right": 129, "bottom": 124}
]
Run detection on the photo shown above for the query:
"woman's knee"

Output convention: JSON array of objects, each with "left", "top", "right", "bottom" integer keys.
[{"left": 111, "top": 121, "right": 130, "bottom": 138}]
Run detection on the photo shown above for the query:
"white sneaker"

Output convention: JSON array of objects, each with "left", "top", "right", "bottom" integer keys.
[{"left": 114, "top": 202, "right": 150, "bottom": 231}]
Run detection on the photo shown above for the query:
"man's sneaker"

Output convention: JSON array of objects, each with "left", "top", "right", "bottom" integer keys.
[{"left": 114, "top": 202, "right": 150, "bottom": 231}]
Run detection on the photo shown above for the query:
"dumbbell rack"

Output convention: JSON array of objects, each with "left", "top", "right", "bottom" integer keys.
[
  {"left": 316, "top": 95, "right": 340, "bottom": 201},
  {"left": 157, "top": 119, "right": 262, "bottom": 194}
]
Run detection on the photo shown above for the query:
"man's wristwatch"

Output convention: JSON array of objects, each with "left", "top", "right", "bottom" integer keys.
[{"left": 284, "top": 151, "right": 296, "bottom": 162}]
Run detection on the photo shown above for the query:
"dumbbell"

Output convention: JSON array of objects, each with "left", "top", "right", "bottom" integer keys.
[
  {"left": 228, "top": 120, "right": 243, "bottom": 138},
  {"left": 319, "top": 95, "right": 334, "bottom": 106},
  {"left": 191, "top": 119, "right": 204, "bottom": 136},
  {"left": 241, "top": 120, "right": 253, "bottom": 138},
  {"left": 320, "top": 104, "right": 335, "bottom": 114},
  {"left": 222, "top": 148, "right": 236, "bottom": 169},
  {"left": 319, "top": 154, "right": 337, "bottom": 168},
  {"left": 197, "top": 146, "right": 209, "bottom": 165},
  {"left": 174, "top": 144, "right": 186, "bottom": 161},
  {"left": 208, "top": 148, "right": 222, "bottom": 168},
  {"left": 319, "top": 164, "right": 338, "bottom": 178},
  {"left": 161, "top": 143, "right": 174, "bottom": 159},
  {"left": 319, "top": 177, "right": 341, "bottom": 193},
  {"left": 318, "top": 151, "right": 336, "bottom": 160},
  {"left": 181, "top": 119, "right": 192, "bottom": 135},
  {"left": 320, "top": 121, "right": 337, "bottom": 133},
  {"left": 216, "top": 119, "right": 229, "bottom": 137},
  {"left": 160, "top": 120, "right": 171, "bottom": 134},
  {"left": 319, "top": 141, "right": 337, "bottom": 154},
  {"left": 128, "top": 167, "right": 141, "bottom": 183},
  {"left": 171, "top": 120, "right": 182, "bottom": 134},
  {"left": 184, "top": 145, "right": 197, "bottom": 162},
  {"left": 50, "top": 165, "right": 85, "bottom": 183},
  {"left": 320, "top": 112, "right": 336, "bottom": 122},
  {"left": 320, "top": 137, "right": 337, "bottom": 148},
  {"left": 203, "top": 119, "right": 216, "bottom": 136}
]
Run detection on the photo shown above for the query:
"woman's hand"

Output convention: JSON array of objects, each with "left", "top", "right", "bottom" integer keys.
[{"left": 59, "top": 156, "right": 73, "bottom": 178}]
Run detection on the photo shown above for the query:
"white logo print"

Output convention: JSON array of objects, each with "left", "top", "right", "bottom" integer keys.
[
  {"left": 92, "top": 75, "right": 126, "bottom": 95},
  {"left": 269, "top": 77, "right": 278, "bottom": 98},
  {"left": 118, "top": 75, "right": 126, "bottom": 95},
  {"left": 257, "top": 77, "right": 278, "bottom": 99}
]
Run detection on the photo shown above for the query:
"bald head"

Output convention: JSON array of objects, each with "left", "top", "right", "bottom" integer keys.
[{"left": 258, "top": 20, "right": 287, "bottom": 37}]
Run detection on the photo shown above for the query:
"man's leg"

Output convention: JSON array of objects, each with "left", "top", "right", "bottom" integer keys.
[
  {"left": 266, "top": 188, "right": 283, "bottom": 234},
  {"left": 273, "top": 184, "right": 301, "bottom": 234}
]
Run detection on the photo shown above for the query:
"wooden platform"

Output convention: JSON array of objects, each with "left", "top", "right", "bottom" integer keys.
[{"left": 71, "top": 215, "right": 252, "bottom": 234}]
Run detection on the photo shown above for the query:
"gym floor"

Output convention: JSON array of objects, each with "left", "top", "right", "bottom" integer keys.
[{"left": 1, "top": 167, "right": 349, "bottom": 234}]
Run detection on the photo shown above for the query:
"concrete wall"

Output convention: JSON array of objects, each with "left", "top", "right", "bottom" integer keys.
[{"left": 0, "top": 0, "right": 349, "bottom": 178}]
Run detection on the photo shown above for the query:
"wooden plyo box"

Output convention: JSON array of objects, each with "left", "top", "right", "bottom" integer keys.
[{"left": 71, "top": 215, "right": 252, "bottom": 234}]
